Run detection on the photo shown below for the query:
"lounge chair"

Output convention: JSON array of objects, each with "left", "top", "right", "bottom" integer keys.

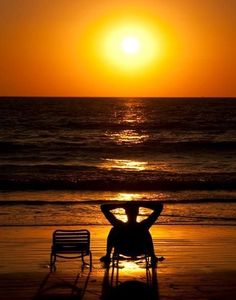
[{"left": 50, "top": 229, "right": 92, "bottom": 271}]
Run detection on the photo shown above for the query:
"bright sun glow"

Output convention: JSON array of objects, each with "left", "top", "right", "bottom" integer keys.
[
  {"left": 121, "top": 36, "right": 140, "bottom": 54},
  {"left": 99, "top": 20, "right": 161, "bottom": 72}
]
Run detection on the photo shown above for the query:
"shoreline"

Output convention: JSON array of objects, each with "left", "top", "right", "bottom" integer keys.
[{"left": 0, "top": 225, "right": 236, "bottom": 299}]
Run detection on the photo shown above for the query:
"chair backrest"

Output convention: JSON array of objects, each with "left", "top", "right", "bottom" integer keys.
[
  {"left": 53, "top": 229, "right": 90, "bottom": 252},
  {"left": 114, "top": 227, "right": 152, "bottom": 257}
]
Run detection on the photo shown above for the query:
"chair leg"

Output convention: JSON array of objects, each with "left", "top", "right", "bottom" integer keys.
[
  {"left": 50, "top": 252, "right": 56, "bottom": 271},
  {"left": 111, "top": 253, "right": 117, "bottom": 286},
  {"left": 112, "top": 252, "right": 118, "bottom": 268},
  {"left": 50, "top": 252, "right": 53, "bottom": 267},
  {"left": 89, "top": 251, "right": 92, "bottom": 271},
  {"left": 82, "top": 255, "right": 85, "bottom": 265},
  {"left": 81, "top": 252, "right": 92, "bottom": 271},
  {"left": 145, "top": 254, "right": 149, "bottom": 269},
  {"left": 111, "top": 252, "right": 120, "bottom": 286}
]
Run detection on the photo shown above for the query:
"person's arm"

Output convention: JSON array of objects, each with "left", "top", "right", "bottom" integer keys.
[
  {"left": 101, "top": 203, "right": 124, "bottom": 226},
  {"left": 139, "top": 202, "right": 163, "bottom": 229}
]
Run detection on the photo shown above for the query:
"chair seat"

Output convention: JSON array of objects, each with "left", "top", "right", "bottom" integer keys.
[
  {"left": 53, "top": 245, "right": 88, "bottom": 252},
  {"left": 53, "top": 248, "right": 89, "bottom": 254},
  {"left": 114, "top": 245, "right": 150, "bottom": 257}
]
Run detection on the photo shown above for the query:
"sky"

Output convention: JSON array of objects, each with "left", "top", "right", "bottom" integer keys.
[{"left": 0, "top": 0, "right": 235, "bottom": 97}]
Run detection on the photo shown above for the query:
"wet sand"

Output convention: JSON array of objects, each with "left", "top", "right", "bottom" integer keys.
[{"left": 0, "top": 225, "right": 236, "bottom": 299}]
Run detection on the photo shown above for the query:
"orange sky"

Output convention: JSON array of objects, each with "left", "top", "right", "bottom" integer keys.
[{"left": 0, "top": 0, "right": 235, "bottom": 97}]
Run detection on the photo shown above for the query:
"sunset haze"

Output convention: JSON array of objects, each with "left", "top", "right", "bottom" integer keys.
[{"left": 0, "top": 0, "right": 235, "bottom": 97}]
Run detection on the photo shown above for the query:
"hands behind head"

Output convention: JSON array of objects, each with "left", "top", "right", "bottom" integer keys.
[
  {"left": 101, "top": 201, "right": 163, "bottom": 211},
  {"left": 123, "top": 201, "right": 163, "bottom": 209}
]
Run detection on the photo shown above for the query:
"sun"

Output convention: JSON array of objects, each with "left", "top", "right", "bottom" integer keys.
[
  {"left": 98, "top": 20, "right": 162, "bottom": 72},
  {"left": 121, "top": 36, "right": 140, "bottom": 54},
  {"left": 104, "top": 28, "right": 158, "bottom": 71}
]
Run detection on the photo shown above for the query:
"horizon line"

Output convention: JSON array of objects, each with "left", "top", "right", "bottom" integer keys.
[{"left": 0, "top": 96, "right": 236, "bottom": 99}]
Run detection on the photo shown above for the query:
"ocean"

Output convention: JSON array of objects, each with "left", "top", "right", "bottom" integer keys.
[{"left": 0, "top": 97, "right": 235, "bottom": 226}]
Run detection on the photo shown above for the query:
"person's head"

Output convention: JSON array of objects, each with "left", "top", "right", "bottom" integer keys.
[{"left": 125, "top": 205, "right": 139, "bottom": 223}]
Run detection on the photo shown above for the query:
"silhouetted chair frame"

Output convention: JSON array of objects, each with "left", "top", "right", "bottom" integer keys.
[
  {"left": 111, "top": 245, "right": 154, "bottom": 287},
  {"left": 50, "top": 229, "right": 92, "bottom": 271},
  {"left": 112, "top": 246, "right": 152, "bottom": 269}
]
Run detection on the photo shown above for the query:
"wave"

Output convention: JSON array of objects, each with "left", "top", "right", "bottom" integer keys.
[
  {"left": 0, "top": 198, "right": 235, "bottom": 206},
  {"left": 143, "top": 140, "right": 236, "bottom": 151},
  {"left": 1, "top": 140, "right": 236, "bottom": 151},
  {"left": 0, "top": 168, "right": 236, "bottom": 190},
  {"left": 0, "top": 182, "right": 235, "bottom": 191},
  {"left": 0, "top": 159, "right": 236, "bottom": 191},
  {"left": 0, "top": 141, "right": 31, "bottom": 152},
  {"left": 45, "top": 120, "right": 236, "bottom": 131},
  {"left": 1, "top": 219, "right": 236, "bottom": 227}
]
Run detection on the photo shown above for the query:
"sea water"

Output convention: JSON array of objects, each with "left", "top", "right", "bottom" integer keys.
[{"left": 0, "top": 97, "right": 235, "bottom": 226}]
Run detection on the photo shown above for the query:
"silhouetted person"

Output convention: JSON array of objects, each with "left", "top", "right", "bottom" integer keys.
[{"left": 100, "top": 202, "right": 163, "bottom": 266}]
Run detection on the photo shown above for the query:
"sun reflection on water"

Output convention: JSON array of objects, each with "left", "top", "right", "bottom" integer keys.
[
  {"left": 101, "top": 159, "right": 147, "bottom": 171},
  {"left": 113, "top": 193, "right": 144, "bottom": 201},
  {"left": 106, "top": 129, "right": 149, "bottom": 145},
  {"left": 112, "top": 207, "right": 128, "bottom": 223},
  {"left": 121, "top": 100, "right": 147, "bottom": 124},
  {"left": 106, "top": 99, "right": 149, "bottom": 145}
]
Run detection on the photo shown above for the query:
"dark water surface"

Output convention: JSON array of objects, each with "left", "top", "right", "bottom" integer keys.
[{"left": 0, "top": 97, "right": 235, "bottom": 225}]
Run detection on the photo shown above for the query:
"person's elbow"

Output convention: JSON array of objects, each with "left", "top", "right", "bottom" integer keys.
[
  {"left": 151, "top": 202, "right": 163, "bottom": 210},
  {"left": 152, "top": 203, "right": 163, "bottom": 214},
  {"left": 158, "top": 203, "right": 164, "bottom": 214}
]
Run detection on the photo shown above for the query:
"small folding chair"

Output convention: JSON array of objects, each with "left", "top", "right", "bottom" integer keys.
[{"left": 50, "top": 229, "right": 92, "bottom": 271}]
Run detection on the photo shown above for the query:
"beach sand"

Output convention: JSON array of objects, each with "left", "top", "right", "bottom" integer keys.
[{"left": 0, "top": 225, "right": 236, "bottom": 299}]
